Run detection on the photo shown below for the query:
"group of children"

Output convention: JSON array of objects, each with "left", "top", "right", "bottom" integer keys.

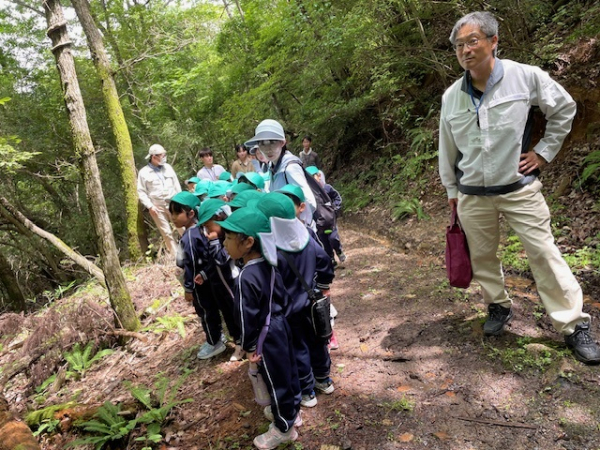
[{"left": 166, "top": 119, "right": 346, "bottom": 450}]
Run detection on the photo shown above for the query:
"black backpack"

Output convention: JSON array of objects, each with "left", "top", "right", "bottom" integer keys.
[{"left": 283, "top": 160, "right": 336, "bottom": 233}]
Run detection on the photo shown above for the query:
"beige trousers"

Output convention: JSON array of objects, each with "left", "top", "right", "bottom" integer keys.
[
  {"left": 458, "top": 179, "right": 589, "bottom": 335},
  {"left": 151, "top": 202, "right": 181, "bottom": 257}
]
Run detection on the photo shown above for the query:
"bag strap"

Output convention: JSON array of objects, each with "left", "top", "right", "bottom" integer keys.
[
  {"left": 451, "top": 207, "right": 459, "bottom": 227},
  {"left": 281, "top": 251, "right": 316, "bottom": 300},
  {"left": 256, "top": 265, "right": 276, "bottom": 355}
]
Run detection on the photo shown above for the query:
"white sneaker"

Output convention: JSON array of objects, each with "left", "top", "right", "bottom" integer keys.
[
  {"left": 300, "top": 391, "right": 317, "bottom": 407},
  {"left": 263, "top": 406, "right": 302, "bottom": 427},
  {"left": 315, "top": 378, "right": 335, "bottom": 395},
  {"left": 253, "top": 423, "right": 298, "bottom": 450},
  {"left": 197, "top": 340, "right": 226, "bottom": 360},
  {"left": 229, "top": 344, "right": 245, "bottom": 361}
]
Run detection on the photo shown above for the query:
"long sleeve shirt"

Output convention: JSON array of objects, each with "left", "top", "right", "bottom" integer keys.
[
  {"left": 438, "top": 58, "right": 576, "bottom": 198},
  {"left": 137, "top": 163, "right": 181, "bottom": 209}
]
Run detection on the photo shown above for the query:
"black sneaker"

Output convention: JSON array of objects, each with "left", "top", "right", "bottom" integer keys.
[
  {"left": 483, "top": 304, "right": 513, "bottom": 336},
  {"left": 565, "top": 322, "right": 600, "bottom": 365}
]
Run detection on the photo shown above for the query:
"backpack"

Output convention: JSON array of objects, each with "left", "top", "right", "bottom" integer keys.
[{"left": 283, "top": 160, "right": 336, "bottom": 233}]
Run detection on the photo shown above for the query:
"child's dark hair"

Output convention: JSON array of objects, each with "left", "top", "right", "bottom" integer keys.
[
  {"left": 169, "top": 201, "right": 197, "bottom": 218},
  {"left": 197, "top": 147, "right": 213, "bottom": 158},
  {"left": 235, "top": 144, "right": 247, "bottom": 153},
  {"left": 281, "top": 192, "right": 302, "bottom": 207},
  {"left": 302, "top": 135, "right": 312, "bottom": 143}
]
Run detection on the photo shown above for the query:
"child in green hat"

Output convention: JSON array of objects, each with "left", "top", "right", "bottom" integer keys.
[
  {"left": 168, "top": 192, "right": 238, "bottom": 361},
  {"left": 195, "top": 199, "right": 243, "bottom": 361},
  {"left": 256, "top": 193, "right": 336, "bottom": 407},
  {"left": 219, "top": 208, "right": 301, "bottom": 449}
]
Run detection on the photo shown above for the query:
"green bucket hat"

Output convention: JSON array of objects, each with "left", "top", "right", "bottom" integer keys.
[
  {"left": 305, "top": 166, "right": 319, "bottom": 176},
  {"left": 276, "top": 184, "right": 305, "bottom": 203},
  {"left": 217, "top": 208, "right": 270, "bottom": 239},
  {"left": 239, "top": 172, "right": 265, "bottom": 190},
  {"left": 231, "top": 182, "right": 255, "bottom": 196},
  {"left": 219, "top": 171, "right": 232, "bottom": 181},
  {"left": 229, "top": 190, "right": 265, "bottom": 209},
  {"left": 256, "top": 192, "right": 296, "bottom": 220},
  {"left": 185, "top": 176, "right": 201, "bottom": 184},
  {"left": 194, "top": 180, "right": 213, "bottom": 196},
  {"left": 197, "top": 198, "right": 226, "bottom": 225},
  {"left": 170, "top": 191, "right": 201, "bottom": 211},
  {"left": 208, "top": 180, "right": 231, "bottom": 198}
]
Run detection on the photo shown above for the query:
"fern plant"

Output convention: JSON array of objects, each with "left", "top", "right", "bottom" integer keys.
[
  {"left": 392, "top": 198, "right": 428, "bottom": 221},
  {"left": 64, "top": 342, "right": 114, "bottom": 379},
  {"left": 68, "top": 401, "right": 136, "bottom": 450}
]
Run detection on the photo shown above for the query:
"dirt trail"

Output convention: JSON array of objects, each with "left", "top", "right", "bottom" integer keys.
[{"left": 4, "top": 219, "right": 600, "bottom": 450}]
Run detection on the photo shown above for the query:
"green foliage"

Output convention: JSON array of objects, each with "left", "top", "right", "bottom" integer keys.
[
  {"left": 70, "top": 373, "right": 193, "bottom": 448},
  {"left": 499, "top": 235, "right": 530, "bottom": 274},
  {"left": 68, "top": 401, "right": 136, "bottom": 450},
  {"left": 579, "top": 149, "right": 600, "bottom": 186},
  {"left": 33, "top": 418, "right": 61, "bottom": 436},
  {"left": 392, "top": 198, "right": 428, "bottom": 221},
  {"left": 380, "top": 397, "right": 415, "bottom": 412},
  {"left": 26, "top": 402, "right": 76, "bottom": 427},
  {"left": 142, "top": 314, "right": 188, "bottom": 338},
  {"left": 64, "top": 342, "right": 114, "bottom": 379},
  {"left": 486, "top": 337, "right": 567, "bottom": 373}
]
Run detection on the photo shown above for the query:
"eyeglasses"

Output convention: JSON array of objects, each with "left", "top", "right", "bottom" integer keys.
[
  {"left": 258, "top": 140, "right": 281, "bottom": 146},
  {"left": 453, "top": 37, "right": 483, "bottom": 51}
]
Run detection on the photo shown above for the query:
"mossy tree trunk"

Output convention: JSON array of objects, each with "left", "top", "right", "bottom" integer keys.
[
  {"left": 70, "top": 0, "right": 142, "bottom": 261},
  {"left": 43, "top": 0, "right": 140, "bottom": 331}
]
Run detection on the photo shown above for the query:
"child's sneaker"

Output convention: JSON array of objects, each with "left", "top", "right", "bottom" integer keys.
[
  {"left": 229, "top": 344, "right": 245, "bottom": 361},
  {"left": 300, "top": 391, "right": 317, "bottom": 407},
  {"left": 328, "top": 330, "right": 339, "bottom": 351},
  {"left": 338, "top": 252, "right": 347, "bottom": 263},
  {"left": 197, "top": 340, "right": 226, "bottom": 360},
  {"left": 263, "top": 406, "right": 303, "bottom": 427},
  {"left": 315, "top": 377, "right": 335, "bottom": 395},
  {"left": 253, "top": 423, "right": 298, "bottom": 450}
]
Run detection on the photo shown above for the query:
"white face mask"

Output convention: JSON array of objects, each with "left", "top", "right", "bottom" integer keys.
[{"left": 159, "top": 155, "right": 167, "bottom": 165}]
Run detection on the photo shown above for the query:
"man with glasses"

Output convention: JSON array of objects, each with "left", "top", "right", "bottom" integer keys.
[
  {"left": 438, "top": 11, "right": 600, "bottom": 364},
  {"left": 245, "top": 119, "right": 317, "bottom": 226}
]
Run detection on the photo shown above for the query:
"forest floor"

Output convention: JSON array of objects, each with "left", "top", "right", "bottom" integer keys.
[{"left": 3, "top": 184, "right": 600, "bottom": 450}]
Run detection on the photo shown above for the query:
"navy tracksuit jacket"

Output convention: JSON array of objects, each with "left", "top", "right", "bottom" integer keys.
[{"left": 177, "top": 226, "right": 240, "bottom": 345}]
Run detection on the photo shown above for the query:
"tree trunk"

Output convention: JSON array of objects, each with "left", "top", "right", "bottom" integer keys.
[
  {"left": 0, "top": 202, "right": 67, "bottom": 283},
  {"left": 0, "top": 195, "right": 106, "bottom": 286},
  {"left": 0, "top": 393, "right": 41, "bottom": 450},
  {"left": 0, "top": 249, "right": 27, "bottom": 311},
  {"left": 42, "top": 0, "right": 140, "bottom": 332},
  {"left": 70, "top": 0, "right": 142, "bottom": 261}
]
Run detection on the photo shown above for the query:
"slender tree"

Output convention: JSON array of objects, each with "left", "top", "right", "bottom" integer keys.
[
  {"left": 42, "top": 0, "right": 139, "bottom": 331},
  {"left": 70, "top": 0, "right": 142, "bottom": 261},
  {"left": 0, "top": 195, "right": 106, "bottom": 286}
]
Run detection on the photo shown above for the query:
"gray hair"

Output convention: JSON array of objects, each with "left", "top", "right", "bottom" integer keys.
[{"left": 449, "top": 11, "right": 499, "bottom": 45}]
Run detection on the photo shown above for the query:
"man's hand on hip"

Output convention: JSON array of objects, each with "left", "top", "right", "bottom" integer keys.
[{"left": 519, "top": 152, "right": 547, "bottom": 175}]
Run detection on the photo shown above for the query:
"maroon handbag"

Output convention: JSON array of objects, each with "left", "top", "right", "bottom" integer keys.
[{"left": 445, "top": 208, "right": 472, "bottom": 288}]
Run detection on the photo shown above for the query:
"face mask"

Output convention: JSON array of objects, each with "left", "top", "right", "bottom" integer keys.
[{"left": 159, "top": 155, "right": 167, "bottom": 165}]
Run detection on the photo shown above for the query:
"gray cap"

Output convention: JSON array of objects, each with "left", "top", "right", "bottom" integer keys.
[{"left": 244, "top": 119, "right": 285, "bottom": 147}]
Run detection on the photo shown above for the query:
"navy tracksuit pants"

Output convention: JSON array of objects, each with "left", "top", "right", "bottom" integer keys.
[
  {"left": 259, "top": 314, "right": 301, "bottom": 432},
  {"left": 192, "top": 282, "right": 240, "bottom": 346}
]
